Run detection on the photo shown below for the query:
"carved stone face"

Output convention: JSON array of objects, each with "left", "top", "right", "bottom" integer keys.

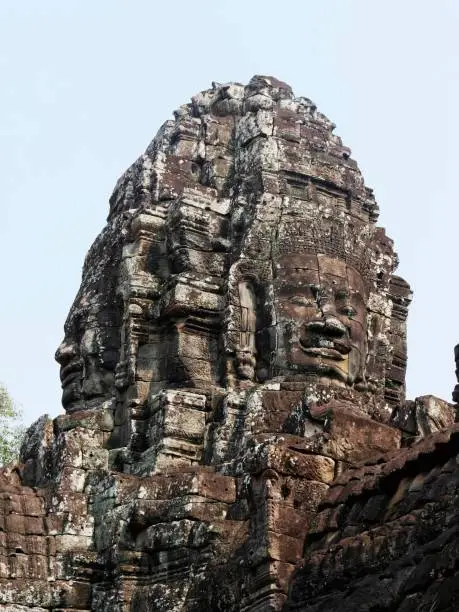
[
  {"left": 275, "top": 253, "right": 368, "bottom": 386},
  {"left": 55, "top": 310, "right": 121, "bottom": 412}
]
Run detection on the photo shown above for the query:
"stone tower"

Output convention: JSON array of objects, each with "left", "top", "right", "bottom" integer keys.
[{"left": 2, "top": 76, "right": 456, "bottom": 612}]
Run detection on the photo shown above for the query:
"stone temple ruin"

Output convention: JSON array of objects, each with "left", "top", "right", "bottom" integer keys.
[{"left": 2, "top": 75, "right": 459, "bottom": 611}]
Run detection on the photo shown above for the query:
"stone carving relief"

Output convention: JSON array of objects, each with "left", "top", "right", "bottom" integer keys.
[
  {"left": 4, "top": 76, "right": 447, "bottom": 612},
  {"left": 236, "top": 279, "right": 258, "bottom": 381}
]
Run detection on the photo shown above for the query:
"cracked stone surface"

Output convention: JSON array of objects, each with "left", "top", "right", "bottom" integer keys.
[{"left": 1, "top": 75, "right": 458, "bottom": 611}]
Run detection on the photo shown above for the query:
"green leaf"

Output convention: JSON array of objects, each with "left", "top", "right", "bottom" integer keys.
[{"left": 0, "top": 383, "right": 25, "bottom": 467}]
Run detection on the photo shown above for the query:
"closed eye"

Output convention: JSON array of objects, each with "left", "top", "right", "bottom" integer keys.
[
  {"left": 291, "top": 296, "right": 315, "bottom": 307},
  {"left": 340, "top": 306, "right": 356, "bottom": 318}
]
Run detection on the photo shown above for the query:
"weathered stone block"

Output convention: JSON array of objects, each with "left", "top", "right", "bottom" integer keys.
[
  {"left": 81, "top": 447, "right": 108, "bottom": 470},
  {"left": 50, "top": 580, "right": 91, "bottom": 607},
  {"left": 54, "top": 534, "right": 92, "bottom": 553},
  {"left": 55, "top": 408, "right": 114, "bottom": 433},
  {"left": 263, "top": 500, "right": 312, "bottom": 539},
  {"left": 57, "top": 467, "right": 87, "bottom": 493},
  {"left": 291, "top": 404, "right": 401, "bottom": 465},
  {"left": 149, "top": 405, "right": 206, "bottom": 445},
  {"left": 254, "top": 530, "right": 303, "bottom": 564},
  {"left": 254, "top": 445, "right": 336, "bottom": 483},
  {"left": 290, "top": 479, "right": 329, "bottom": 511},
  {"left": 134, "top": 496, "right": 229, "bottom": 526},
  {"left": 415, "top": 395, "right": 456, "bottom": 437},
  {"left": 136, "top": 471, "right": 236, "bottom": 503},
  {"left": 325, "top": 407, "right": 401, "bottom": 463}
]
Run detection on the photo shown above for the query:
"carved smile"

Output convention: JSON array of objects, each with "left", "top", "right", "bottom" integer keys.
[
  {"left": 60, "top": 359, "right": 83, "bottom": 388},
  {"left": 299, "top": 338, "right": 350, "bottom": 361}
]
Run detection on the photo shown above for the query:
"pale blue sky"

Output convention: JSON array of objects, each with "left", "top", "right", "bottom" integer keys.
[{"left": 1, "top": 0, "right": 459, "bottom": 424}]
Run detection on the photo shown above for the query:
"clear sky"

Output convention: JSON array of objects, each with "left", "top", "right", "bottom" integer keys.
[{"left": 1, "top": 0, "right": 459, "bottom": 424}]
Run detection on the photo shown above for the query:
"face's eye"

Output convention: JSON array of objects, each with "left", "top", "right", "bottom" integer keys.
[
  {"left": 340, "top": 306, "right": 356, "bottom": 319},
  {"left": 290, "top": 296, "right": 316, "bottom": 307},
  {"left": 311, "top": 286, "right": 327, "bottom": 304}
]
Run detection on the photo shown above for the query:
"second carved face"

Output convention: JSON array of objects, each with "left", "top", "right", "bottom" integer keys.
[
  {"left": 55, "top": 309, "right": 121, "bottom": 413},
  {"left": 275, "top": 253, "right": 368, "bottom": 386}
]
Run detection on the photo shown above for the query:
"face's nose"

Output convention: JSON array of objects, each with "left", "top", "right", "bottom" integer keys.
[{"left": 55, "top": 339, "right": 79, "bottom": 366}]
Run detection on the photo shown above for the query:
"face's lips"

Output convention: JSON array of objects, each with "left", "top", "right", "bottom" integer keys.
[
  {"left": 61, "top": 381, "right": 82, "bottom": 409},
  {"left": 60, "top": 359, "right": 83, "bottom": 387},
  {"left": 299, "top": 337, "right": 351, "bottom": 360},
  {"left": 300, "top": 346, "right": 345, "bottom": 361}
]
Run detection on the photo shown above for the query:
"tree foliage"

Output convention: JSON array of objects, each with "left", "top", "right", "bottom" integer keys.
[{"left": 0, "top": 384, "right": 25, "bottom": 467}]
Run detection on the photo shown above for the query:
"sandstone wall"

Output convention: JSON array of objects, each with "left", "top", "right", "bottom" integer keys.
[{"left": 287, "top": 424, "right": 459, "bottom": 611}]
